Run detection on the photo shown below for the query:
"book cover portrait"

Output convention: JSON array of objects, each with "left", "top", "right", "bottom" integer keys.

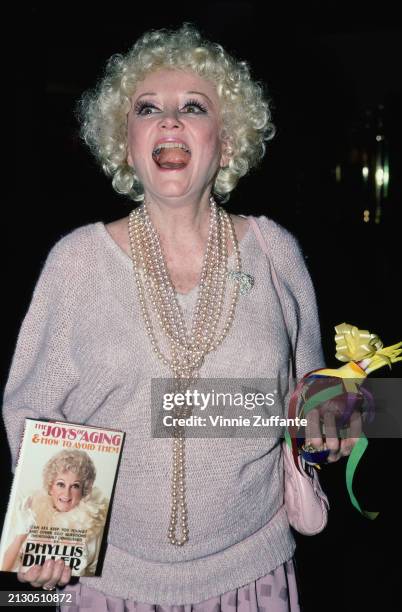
[{"left": 0, "top": 419, "right": 124, "bottom": 576}]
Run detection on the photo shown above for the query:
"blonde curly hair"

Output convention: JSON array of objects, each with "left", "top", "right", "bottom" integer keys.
[
  {"left": 43, "top": 450, "right": 96, "bottom": 498},
  {"left": 76, "top": 23, "right": 275, "bottom": 203}
]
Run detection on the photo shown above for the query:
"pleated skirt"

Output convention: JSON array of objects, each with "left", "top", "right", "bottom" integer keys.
[{"left": 57, "top": 558, "right": 300, "bottom": 611}]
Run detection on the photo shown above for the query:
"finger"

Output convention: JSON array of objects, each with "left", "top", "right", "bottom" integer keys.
[
  {"left": 326, "top": 447, "right": 342, "bottom": 463},
  {"left": 305, "top": 407, "right": 323, "bottom": 448},
  {"left": 340, "top": 437, "right": 353, "bottom": 456},
  {"left": 340, "top": 431, "right": 361, "bottom": 457},
  {"left": 17, "top": 564, "right": 41, "bottom": 583},
  {"left": 58, "top": 564, "right": 72, "bottom": 587},
  {"left": 47, "top": 559, "right": 66, "bottom": 587},
  {"left": 348, "top": 410, "right": 362, "bottom": 439},
  {"left": 339, "top": 411, "right": 362, "bottom": 456},
  {"left": 30, "top": 559, "right": 56, "bottom": 588},
  {"left": 323, "top": 412, "right": 339, "bottom": 454}
]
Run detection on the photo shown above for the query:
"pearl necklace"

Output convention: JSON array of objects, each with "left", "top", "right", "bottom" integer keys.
[{"left": 128, "top": 195, "right": 242, "bottom": 545}]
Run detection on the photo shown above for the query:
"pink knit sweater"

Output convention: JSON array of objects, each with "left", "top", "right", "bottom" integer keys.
[{"left": 2, "top": 214, "right": 324, "bottom": 604}]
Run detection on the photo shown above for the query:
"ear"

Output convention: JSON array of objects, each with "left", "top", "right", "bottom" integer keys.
[
  {"left": 127, "top": 148, "right": 134, "bottom": 168},
  {"left": 220, "top": 137, "right": 233, "bottom": 168}
]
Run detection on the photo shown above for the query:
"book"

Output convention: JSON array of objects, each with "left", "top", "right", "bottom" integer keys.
[{"left": 0, "top": 418, "right": 125, "bottom": 577}]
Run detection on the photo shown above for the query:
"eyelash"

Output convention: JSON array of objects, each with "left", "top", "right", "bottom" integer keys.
[
  {"left": 134, "top": 98, "right": 208, "bottom": 116},
  {"left": 56, "top": 482, "right": 80, "bottom": 489}
]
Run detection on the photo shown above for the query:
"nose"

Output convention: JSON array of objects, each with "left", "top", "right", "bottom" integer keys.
[{"left": 159, "top": 108, "right": 183, "bottom": 129}]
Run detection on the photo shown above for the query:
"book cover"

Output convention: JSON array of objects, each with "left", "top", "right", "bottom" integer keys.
[{"left": 0, "top": 418, "right": 125, "bottom": 577}]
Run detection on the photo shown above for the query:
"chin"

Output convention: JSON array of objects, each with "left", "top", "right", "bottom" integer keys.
[
  {"left": 150, "top": 175, "right": 192, "bottom": 189},
  {"left": 148, "top": 185, "right": 199, "bottom": 201}
]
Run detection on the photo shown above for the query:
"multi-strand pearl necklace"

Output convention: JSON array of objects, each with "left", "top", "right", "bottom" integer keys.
[{"left": 128, "top": 195, "right": 242, "bottom": 545}]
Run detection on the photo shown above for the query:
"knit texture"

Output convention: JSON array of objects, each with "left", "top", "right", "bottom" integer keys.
[{"left": 2, "top": 215, "right": 325, "bottom": 604}]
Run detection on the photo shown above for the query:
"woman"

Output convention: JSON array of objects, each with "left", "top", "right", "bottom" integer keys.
[
  {"left": 1, "top": 450, "right": 108, "bottom": 577},
  {"left": 2, "top": 23, "right": 356, "bottom": 609}
]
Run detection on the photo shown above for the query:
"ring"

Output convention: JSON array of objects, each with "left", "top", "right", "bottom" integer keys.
[
  {"left": 42, "top": 584, "right": 56, "bottom": 591},
  {"left": 300, "top": 443, "right": 330, "bottom": 465}
]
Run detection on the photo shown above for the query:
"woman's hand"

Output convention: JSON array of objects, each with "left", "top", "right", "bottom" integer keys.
[
  {"left": 17, "top": 559, "right": 72, "bottom": 590},
  {"left": 305, "top": 397, "right": 362, "bottom": 463}
]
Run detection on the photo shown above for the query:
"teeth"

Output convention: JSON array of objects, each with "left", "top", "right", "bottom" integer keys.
[{"left": 153, "top": 142, "right": 190, "bottom": 154}]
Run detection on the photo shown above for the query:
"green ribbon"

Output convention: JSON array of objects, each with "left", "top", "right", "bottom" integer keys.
[
  {"left": 346, "top": 435, "right": 379, "bottom": 519},
  {"left": 286, "top": 380, "right": 379, "bottom": 519},
  {"left": 284, "top": 428, "right": 292, "bottom": 449},
  {"left": 299, "top": 383, "right": 344, "bottom": 418}
]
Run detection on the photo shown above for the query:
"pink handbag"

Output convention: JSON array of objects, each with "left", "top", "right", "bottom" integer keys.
[
  {"left": 282, "top": 441, "right": 329, "bottom": 535},
  {"left": 248, "top": 216, "right": 329, "bottom": 535}
]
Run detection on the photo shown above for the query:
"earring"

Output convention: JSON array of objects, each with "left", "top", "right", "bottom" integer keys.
[{"left": 221, "top": 145, "right": 233, "bottom": 168}]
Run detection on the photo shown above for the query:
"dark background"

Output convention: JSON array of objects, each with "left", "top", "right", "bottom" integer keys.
[{"left": 2, "top": 4, "right": 401, "bottom": 611}]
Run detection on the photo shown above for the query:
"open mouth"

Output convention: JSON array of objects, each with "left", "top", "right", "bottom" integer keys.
[{"left": 152, "top": 142, "right": 191, "bottom": 169}]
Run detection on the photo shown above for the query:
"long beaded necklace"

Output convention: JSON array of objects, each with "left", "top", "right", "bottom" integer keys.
[{"left": 128, "top": 195, "right": 242, "bottom": 545}]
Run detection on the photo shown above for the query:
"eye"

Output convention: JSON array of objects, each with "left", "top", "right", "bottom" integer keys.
[
  {"left": 181, "top": 99, "right": 208, "bottom": 114},
  {"left": 72, "top": 483, "right": 81, "bottom": 489},
  {"left": 55, "top": 481, "right": 65, "bottom": 488},
  {"left": 134, "top": 98, "right": 208, "bottom": 116},
  {"left": 134, "top": 100, "right": 159, "bottom": 116}
]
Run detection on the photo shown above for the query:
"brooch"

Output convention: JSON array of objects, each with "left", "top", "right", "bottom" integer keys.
[{"left": 227, "top": 271, "right": 255, "bottom": 295}]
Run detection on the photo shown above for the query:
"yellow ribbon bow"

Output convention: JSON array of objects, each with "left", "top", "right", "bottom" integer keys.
[
  {"left": 334, "top": 323, "right": 383, "bottom": 362},
  {"left": 335, "top": 322, "right": 402, "bottom": 373},
  {"left": 315, "top": 323, "right": 402, "bottom": 379}
]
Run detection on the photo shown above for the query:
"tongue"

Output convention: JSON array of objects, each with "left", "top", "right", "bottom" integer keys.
[{"left": 153, "top": 148, "right": 191, "bottom": 169}]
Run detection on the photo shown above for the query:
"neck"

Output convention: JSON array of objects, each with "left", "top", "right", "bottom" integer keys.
[{"left": 143, "top": 193, "right": 214, "bottom": 248}]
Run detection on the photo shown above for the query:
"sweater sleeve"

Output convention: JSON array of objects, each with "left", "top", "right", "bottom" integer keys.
[
  {"left": 2, "top": 236, "right": 82, "bottom": 473},
  {"left": 263, "top": 218, "right": 326, "bottom": 379}
]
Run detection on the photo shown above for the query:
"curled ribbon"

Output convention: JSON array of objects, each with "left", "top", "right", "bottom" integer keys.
[
  {"left": 287, "top": 323, "right": 402, "bottom": 521},
  {"left": 364, "top": 342, "right": 402, "bottom": 374}
]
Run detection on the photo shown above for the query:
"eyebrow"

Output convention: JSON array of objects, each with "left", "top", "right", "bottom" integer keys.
[
  {"left": 134, "top": 90, "right": 213, "bottom": 104},
  {"left": 56, "top": 479, "right": 80, "bottom": 483},
  {"left": 187, "top": 91, "right": 213, "bottom": 104}
]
